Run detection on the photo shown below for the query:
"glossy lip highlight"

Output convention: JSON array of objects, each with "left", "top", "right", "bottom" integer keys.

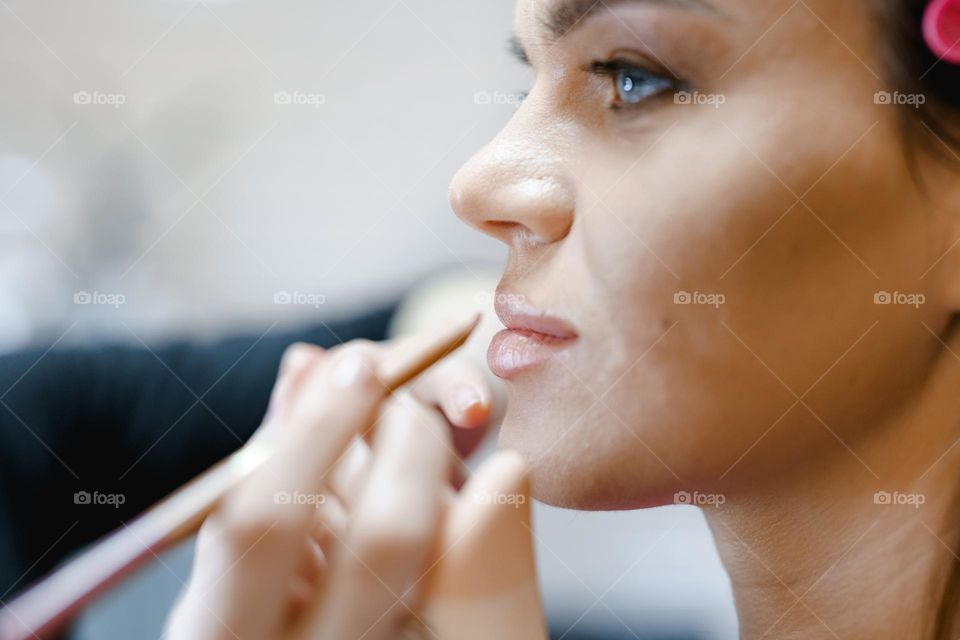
[{"left": 487, "top": 292, "right": 578, "bottom": 379}]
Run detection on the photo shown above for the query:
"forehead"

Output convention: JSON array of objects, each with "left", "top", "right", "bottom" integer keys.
[
  {"left": 514, "top": 0, "right": 844, "bottom": 40},
  {"left": 514, "top": 0, "right": 720, "bottom": 39}
]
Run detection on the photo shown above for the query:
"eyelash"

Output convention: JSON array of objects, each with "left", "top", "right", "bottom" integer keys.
[{"left": 589, "top": 59, "right": 679, "bottom": 109}]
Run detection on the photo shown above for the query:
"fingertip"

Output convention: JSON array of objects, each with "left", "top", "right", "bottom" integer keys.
[
  {"left": 281, "top": 342, "right": 323, "bottom": 376},
  {"left": 486, "top": 449, "right": 530, "bottom": 482},
  {"left": 450, "top": 384, "right": 490, "bottom": 428},
  {"left": 442, "top": 449, "right": 533, "bottom": 558},
  {"left": 460, "top": 400, "right": 490, "bottom": 428},
  {"left": 266, "top": 344, "right": 323, "bottom": 427},
  {"left": 461, "top": 449, "right": 531, "bottom": 506}
]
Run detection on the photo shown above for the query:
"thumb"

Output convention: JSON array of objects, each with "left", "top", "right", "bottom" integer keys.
[{"left": 420, "top": 451, "right": 548, "bottom": 640}]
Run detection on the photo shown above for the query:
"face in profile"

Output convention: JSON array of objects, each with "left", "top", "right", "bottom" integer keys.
[{"left": 450, "top": 0, "right": 958, "bottom": 509}]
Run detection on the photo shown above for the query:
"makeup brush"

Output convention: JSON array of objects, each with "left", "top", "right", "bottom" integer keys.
[{"left": 0, "top": 312, "right": 481, "bottom": 640}]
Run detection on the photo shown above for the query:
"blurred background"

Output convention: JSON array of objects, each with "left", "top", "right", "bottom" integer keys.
[{"left": 0, "top": 1, "right": 737, "bottom": 638}]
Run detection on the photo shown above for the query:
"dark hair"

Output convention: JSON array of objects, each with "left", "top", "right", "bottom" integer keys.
[{"left": 875, "top": 0, "right": 960, "bottom": 164}]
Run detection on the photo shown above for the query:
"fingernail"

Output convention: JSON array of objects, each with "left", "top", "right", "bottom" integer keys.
[
  {"left": 454, "top": 385, "right": 488, "bottom": 425},
  {"left": 334, "top": 353, "right": 374, "bottom": 388}
]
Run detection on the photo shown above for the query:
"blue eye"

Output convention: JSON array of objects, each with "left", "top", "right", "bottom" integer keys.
[{"left": 615, "top": 67, "right": 673, "bottom": 104}]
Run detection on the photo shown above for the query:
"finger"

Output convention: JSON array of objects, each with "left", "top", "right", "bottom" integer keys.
[
  {"left": 166, "top": 346, "right": 328, "bottom": 640},
  {"left": 295, "top": 394, "right": 452, "bottom": 640},
  {"left": 311, "top": 491, "right": 348, "bottom": 556},
  {"left": 187, "top": 347, "right": 384, "bottom": 638},
  {"left": 283, "top": 535, "right": 327, "bottom": 623},
  {"left": 288, "top": 494, "right": 350, "bottom": 619},
  {"left": 325, "top": 346, "right": 486, "bottom": 507},
  {"left": 327, "top": 434, "right": 462, "bottom": 510},
  {"left": 300, "top": 535, "right": 327, "bottom": 584},
  {"left": 420, "top": 450, "right": 548, "bottom": 640},
  {"left": 260, "top": 342, "right": 325, "bottom": 434},
  {"left": 300, "top": 491, "right": 350, "bottom": 586},
  {"left": 326, "top": 437, "right": 373, "bottom": 508},
  {"left": 286, "top": 576, "right": 315, "bottom": 622},
  {"left": 413, "top": 355, "right": 491, "bottom": 462},
  {"left": 279, "top": 342, "right": 325, "bottom": 378},
  {"left": 413, "top": 355, "right": 491, "bottom": 429}
]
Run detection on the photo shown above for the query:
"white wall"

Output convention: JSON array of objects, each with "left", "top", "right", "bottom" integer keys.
[{"left": 0, "top": 0, "right": 521, "bottom": 345}]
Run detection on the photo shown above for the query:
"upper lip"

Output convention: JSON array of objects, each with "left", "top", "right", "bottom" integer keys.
[{"left": 493, "top": 289, "right": 578, "bottom": 339}]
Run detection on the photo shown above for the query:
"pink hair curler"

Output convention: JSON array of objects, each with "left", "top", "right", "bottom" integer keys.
[{"left": 924, "top": 0, "right": 960, "bottom": 63}]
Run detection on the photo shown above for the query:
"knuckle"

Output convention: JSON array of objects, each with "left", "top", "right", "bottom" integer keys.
[
  {"left": 330, "top": 340, "right": 378, "bottom": 364},
  {"left": 289, "top": 355, "right": 380, "bottom": 425},
  {"left": 212, "top": 496, "right": 303, "bottom": 554},
  {"left": 323, "top": 345, "right": 379, "bottom": 391}
]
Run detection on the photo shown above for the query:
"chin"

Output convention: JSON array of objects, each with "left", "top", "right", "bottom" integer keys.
[{"left": 496, "top": 408, "right": 679, "bottom": 512}]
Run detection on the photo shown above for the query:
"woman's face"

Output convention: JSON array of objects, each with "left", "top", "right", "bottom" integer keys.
[{"left": 450, "top": 0, "right": 958, "bottom": 509}]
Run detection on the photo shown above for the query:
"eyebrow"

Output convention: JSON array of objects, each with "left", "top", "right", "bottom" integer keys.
[{"left": 540, "top": 0, "right": 718, "bottom": 42}]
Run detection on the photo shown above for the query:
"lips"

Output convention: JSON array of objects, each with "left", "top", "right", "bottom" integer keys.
[{"left": 487, "top": 292, "right": 578, "bottom": 379}]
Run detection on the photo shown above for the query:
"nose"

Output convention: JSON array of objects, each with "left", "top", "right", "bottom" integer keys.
[{"left": 449, "top": 110, "right": 575, "bottom": 247}]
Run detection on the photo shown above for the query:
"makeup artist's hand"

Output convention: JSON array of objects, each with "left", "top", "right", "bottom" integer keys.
[
  {"left": 165, "top": 340, "right": 546, "bottom": 640},
  {"left": 279, "top": 339, "right": 494, "bottom": 462}
]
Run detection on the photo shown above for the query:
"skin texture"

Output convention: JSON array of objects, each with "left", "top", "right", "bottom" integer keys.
[{"left": 449, "top": 0, "right": 960, "bottom": 637}]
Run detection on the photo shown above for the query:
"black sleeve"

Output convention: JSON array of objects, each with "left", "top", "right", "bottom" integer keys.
[{"left": 0, "top": 303, "right": 395, "bottom": 597}]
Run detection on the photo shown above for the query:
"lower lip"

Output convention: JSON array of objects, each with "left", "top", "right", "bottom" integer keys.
[{"left": 487, "top": 329, "right": 576, "bottom": 379}]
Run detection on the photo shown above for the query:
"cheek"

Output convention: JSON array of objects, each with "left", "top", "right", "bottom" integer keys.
[
  {"left": 527, "top": 125, "right": 948, "bottom": 504},
  {"left": 578, "top": 118, "right": 938, "bottom": 389}
]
